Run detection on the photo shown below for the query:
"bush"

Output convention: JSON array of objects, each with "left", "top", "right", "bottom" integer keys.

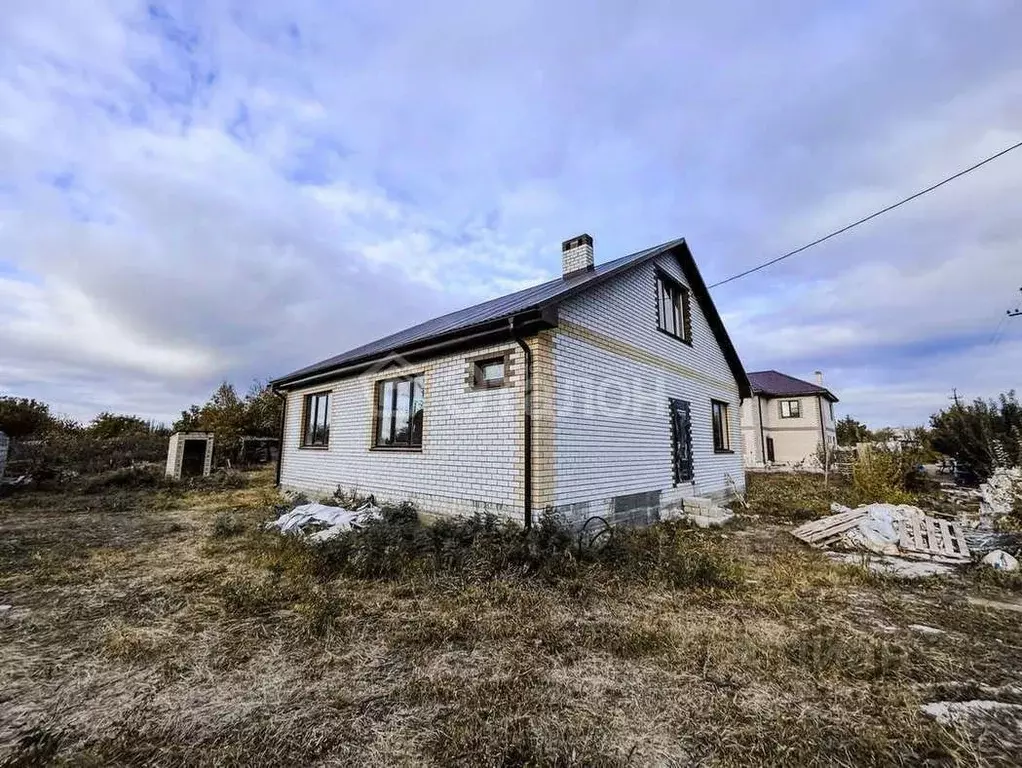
[
  {"left": 8, "top": 433, "right": 169, "bottom": 479},
  {"left": 80, "top": 465, "right": 166, "bottom": 493},
  {"left": 851, "top": 448, "right": 919, "bottom": 505},
  {"left": 211, "top": 512, "right": 246, "bottom": 539},
  {"left": 258, "top": 507, "right": 743, "bottom": 590}
]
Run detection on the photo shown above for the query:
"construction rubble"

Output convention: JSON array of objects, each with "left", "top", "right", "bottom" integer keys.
[
  {"left": 267, "top": 500, "right": 381, "bottom": 542},
  {"left": 792, "top": 503, "right": 972, "bottom": 562},
  {"left": 979, "top": 467, "right": 1022, "bottom": 526}
]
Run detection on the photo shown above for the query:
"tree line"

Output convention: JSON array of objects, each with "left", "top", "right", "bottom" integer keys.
[
  {"left": 836, "top": 390, "right": 1021, "bottom": 481},
  {"left": 0, "top": 382, "right": 283, "bottom": 465}
]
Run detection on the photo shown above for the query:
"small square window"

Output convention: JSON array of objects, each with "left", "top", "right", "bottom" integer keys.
[
  {"left": 472, "top": 355, "right": 507, "bottom": 388},
  {"left": 780, "top": 399, "right": 802, "bottom": 419}
]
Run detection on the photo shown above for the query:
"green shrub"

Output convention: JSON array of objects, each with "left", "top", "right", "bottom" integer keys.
[{"left": 851, "top": 448, "right": 918, "bottom": 505}]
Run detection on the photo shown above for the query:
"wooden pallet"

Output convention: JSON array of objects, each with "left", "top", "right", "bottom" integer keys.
[
  {"left": 791, "top": 508, "right": 870, "bottom": 547},
  {"left": 899, "top": 516, "right": 970, "bottom": 562}
]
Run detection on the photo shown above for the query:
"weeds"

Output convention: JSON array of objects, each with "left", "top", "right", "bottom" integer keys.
[
  {"left": 250, "top": 507, "right": 744, "bottom": 591},
  {"left": 210, "top": 511, "right": 245, "bottom": 539},
  {"left": 3, "top": 473, "right": 1021, "bottom": 766},
  {"left": 851, "top": 447, "right": 923, "bottom": 505}
]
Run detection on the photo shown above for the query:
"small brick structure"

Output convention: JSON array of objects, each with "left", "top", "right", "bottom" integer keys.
[{"left": 165, "top": 432, "right": 214, "bottom": 479}]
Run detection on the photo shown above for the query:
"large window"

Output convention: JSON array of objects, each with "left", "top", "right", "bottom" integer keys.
[
  {"left": 655, "top": 272, "right": 691, "bottom": 343},
  {"left": 712, "top": 400, "right": 731, "bottom": 452},
  {"left": 780, "top": 399, "right": 802, "bottom": 419},
  {"left": 374, "top": 374, "right": 424, "bottom": 449},
  {"left": 301, "top": 392, "right": 330, "bottom": 447}
]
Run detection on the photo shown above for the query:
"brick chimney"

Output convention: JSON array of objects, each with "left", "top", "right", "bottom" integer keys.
[
  {"left": 815, "top": 370, "right": 824, "bottom": 386},
  {"left": 562, "top": 233, "right": 594, "bottom": 278}
]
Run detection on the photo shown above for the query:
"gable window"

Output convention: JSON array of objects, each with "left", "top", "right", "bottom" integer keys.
[
  {"left": 655, "top": 272, "right": 691, "bottom": 343},
  {"left": 301, "top": 392, "right": 330, "bottom": 447},
  {"left": 374, "top": 374, "right": 424, "bottom": 449},
  {"left": 780, "top": 399, "right": 802, "bottom": 419},
  {"left": 472, "top": 354, "right": 507, "bottom": 389},
  {"left": 712, "top": 400, "right": 731, "bottom": 452}
]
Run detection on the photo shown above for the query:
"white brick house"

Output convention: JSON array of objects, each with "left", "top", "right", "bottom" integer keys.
[{"left": 271, "top": 235, "right": 752, "bottom": 527}]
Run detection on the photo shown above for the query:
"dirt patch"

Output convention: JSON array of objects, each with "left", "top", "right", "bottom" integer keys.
[{"left": 2, "top": 471, "right": 1021, "bottom": 765}]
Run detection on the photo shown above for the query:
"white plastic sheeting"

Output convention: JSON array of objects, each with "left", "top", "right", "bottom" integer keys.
[
  {"left": 840, "top": 504, "right": 926, "bottom": 556},
  {"left": 267, "top": 502, "right": 381, "bottom": 542}
]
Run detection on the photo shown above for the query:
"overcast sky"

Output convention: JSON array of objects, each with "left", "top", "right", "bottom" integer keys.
[{"left": 1, "top": 1, "right": 1020, "bottom": 428}]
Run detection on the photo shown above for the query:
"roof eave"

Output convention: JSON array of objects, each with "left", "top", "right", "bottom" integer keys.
[{"left": 271, "top": 307, "right": 557, "bottom": 390}]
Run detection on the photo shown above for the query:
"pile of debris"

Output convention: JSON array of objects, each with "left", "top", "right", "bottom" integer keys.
[
  {"left": 267, "top": 500, "right": 381, "bottom": 542},
  {"left": 792, "top": 500, "right": 1020, "bottom": 575},
  {"left": 793, "top": 503, "right": 972, "bottom": 563},
  {"left": 979, "top": 467, "right": 1022, "bottom": 527}
]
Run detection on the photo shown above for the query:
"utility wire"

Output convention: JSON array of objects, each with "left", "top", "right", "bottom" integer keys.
[{"left": 708, "top": 139, "right": 1022, "bottom": 289}]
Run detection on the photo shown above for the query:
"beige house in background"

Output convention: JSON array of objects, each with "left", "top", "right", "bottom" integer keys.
[{"left": 740, "top": 370, "right": 838, "bottom": 467}]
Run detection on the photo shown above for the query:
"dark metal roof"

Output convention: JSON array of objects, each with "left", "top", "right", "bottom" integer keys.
[
  {"left": 748, "top": 370, "right": 838, "bottom": 402},
  {"left": 272, "top": 237, "right": 751, "bottom": 398}
]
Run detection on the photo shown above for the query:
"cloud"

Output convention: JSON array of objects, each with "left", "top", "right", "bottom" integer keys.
[{"left": 1, "top": 0, "right": 1020, "bottom": 427}]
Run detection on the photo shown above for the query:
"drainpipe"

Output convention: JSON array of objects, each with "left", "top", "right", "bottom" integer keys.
[
  {"left": 756, "top": 396, "right": 767, "bottom": 465},
  {"left": 511, "top": 317, "right": 533, "bottom": 530},
  {"left": 272, "top": 387, "right": 286, "bottom": 487},
  {"left": 817, "top": 396, "right": 827, "bottom": 453}
]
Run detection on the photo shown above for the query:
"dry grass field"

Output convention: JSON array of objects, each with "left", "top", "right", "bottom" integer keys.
[{"left": 2, "top": 470, "right": 1020, "bottom": 766}]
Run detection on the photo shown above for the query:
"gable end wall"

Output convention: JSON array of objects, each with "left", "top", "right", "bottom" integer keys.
[{"left": 546, "top": 253, "right": 744, "bottom": 524}]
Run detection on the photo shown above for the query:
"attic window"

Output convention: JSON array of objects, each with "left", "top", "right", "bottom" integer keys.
[
  {"left": 472, "top": 354, "right": 507, "bottom": 389},
  {"left": 655, "top": 271, "right": 691, "bottom": 344}
]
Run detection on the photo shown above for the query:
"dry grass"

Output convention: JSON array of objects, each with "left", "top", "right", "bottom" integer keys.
[{"left": 2, "top": 469, "right": 1021, "bottom": 766}]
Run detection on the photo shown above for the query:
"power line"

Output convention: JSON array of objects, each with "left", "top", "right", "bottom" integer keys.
[{"left": 708, "top": 139, "right": 1022, "bottom": 289}]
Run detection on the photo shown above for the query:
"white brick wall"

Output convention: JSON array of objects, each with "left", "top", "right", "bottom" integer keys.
[
  {"left": 549, "top": 253, "right": 745, "bottom": 514},
  {"left": 279, "top": 342, "right": 525, "bottom": 518},
  {"left": 278, "top": 251, "right": 748, "bottom": 524}
]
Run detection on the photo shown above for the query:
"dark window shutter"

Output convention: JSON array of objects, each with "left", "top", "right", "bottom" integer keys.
[{"left": 669, "top": 398, "right": 694, "bottom": 484}]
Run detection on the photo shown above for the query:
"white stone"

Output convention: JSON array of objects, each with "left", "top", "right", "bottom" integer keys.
[
  {"left": 921, "top": 700, "right": 1022, "bottom": 726},
  {"left": 981, "top": 550, "right": 1020, "bottom": 572},
  {"left": 908, "top": 624, "right": 946, "bottom": 635}
]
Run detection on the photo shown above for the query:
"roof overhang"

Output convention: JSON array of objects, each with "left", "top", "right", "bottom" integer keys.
[{"left": 271, "top": 307, "right": 557, "bottom": 390}]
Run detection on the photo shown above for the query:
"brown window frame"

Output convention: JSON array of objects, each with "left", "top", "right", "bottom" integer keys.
[
  {"left": 654, "top": 270, "right": 692, "bottom": 344},
  {"left": 372, "top": 373, "right": 425, "bottom": 451},
  {"left": 780, "top": 399, "right": 802, "bottom": 419},
  {"left": 711, "top": 399, "right": 732, "bottom": 453},
  {"left": 301, "top": 391, "right": 331, "bottom": 448},
  {"left": 471, "top": 353, "right": 509, "bottom": 389}
]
